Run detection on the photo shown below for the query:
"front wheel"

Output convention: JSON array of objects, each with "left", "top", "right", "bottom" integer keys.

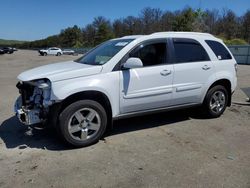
[
  {"left": 203, "top": 85, "right": 228, "bottom": 118},
  {"left": 58, "top": 100, "right": 107, "bottom": 147},
  {"left": 57, "top": 52, "right": 61, "bottom": 56}
]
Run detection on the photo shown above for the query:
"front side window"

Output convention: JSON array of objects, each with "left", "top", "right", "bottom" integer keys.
[
  {"left": 173, "top": 38, "right": 210, "bottom": 63},
  {"left": 75, "top": 39, "right": 134, "bottom": 65},
  {"left": 129, "top": 42, "right": 167, "bottom": 67},
  {"left": 205, "top": 40, "right": 232, "bottom": 60}
]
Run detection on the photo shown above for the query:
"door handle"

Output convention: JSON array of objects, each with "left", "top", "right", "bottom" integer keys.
[
  {"left": 160, "top": 70, "right": 171, "bottom": 76},
  {"left": 202, "top": 65, "right": 211, "bottom": 70}
]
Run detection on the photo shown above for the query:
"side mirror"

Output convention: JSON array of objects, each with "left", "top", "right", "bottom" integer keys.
[{"left": 123, "top": 57, "right": 143, "bottom": 69}]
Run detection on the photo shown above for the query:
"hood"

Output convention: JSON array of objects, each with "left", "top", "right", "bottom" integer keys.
[{"left": 18, "top": 61, "right": 103, "bottom": 82}]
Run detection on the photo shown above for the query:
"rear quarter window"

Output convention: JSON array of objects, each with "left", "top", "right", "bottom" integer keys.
[{"left": 205, "top": 40, "right": 232, "bottom": 60}]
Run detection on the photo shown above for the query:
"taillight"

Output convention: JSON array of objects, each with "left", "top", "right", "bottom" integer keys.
[{"left": 234, "top": 63, "right": 238, "bottom": 74}]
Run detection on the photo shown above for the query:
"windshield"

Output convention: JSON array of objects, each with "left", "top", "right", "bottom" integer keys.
[{"left": 75, "top": 39, "right": 134, "bottom": 65}]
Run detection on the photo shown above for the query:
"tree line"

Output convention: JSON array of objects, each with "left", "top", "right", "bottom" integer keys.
[{"left": 19, "top": 7, "right": 250, "bottom": 49}]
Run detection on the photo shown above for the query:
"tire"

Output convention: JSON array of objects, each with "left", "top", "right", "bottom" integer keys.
[
  {"left": 57, "top": 52, "right": 61, "bottom": 56},
  {"left": 203, "top": 85, "right": 228, "bottom": 118},
  {"left": 58, "top": 100, "right": 107, "bottom": 147},
  {"left": 43, "top": 52, "right": 47, "bottom": 56}
]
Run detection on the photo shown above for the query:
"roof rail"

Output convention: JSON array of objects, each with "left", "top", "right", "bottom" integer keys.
[
  {"left": 121, "top": 35, "right": 144, "bottom": 39},
  {"left": 150, "top": 32, "right": 214, "bottom": 37}
]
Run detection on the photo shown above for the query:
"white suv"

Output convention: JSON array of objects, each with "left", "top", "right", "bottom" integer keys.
[
  {"left": 15, "top": 32, "right": 237, "bottom": 147},
  {"left": 39, "top": 47, "right": 62, "bottom": 56}
]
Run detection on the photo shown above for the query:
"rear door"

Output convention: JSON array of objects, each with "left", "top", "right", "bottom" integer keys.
[{"left": 171, "top": 38, "right": 214, "bottom": 105}]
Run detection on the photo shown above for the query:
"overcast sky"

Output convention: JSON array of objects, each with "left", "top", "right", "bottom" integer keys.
[{"left": 0, "top": 0, "right": 249, "bottom": 41}]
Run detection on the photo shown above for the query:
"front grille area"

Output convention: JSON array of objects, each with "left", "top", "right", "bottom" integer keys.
[
  {"left": 15, "top": 81, "right": 50, "bottom": 125},
  {"left": 16, "top": 82, "right": 35, "bottom": 106}
]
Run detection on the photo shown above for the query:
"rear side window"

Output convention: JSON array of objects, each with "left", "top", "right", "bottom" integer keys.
[
  {"left": 173, "top": 38, "right": 210, "bottom": 63},
  {"left": 205, "top": 40, "right": 232, "bottom": 60}
]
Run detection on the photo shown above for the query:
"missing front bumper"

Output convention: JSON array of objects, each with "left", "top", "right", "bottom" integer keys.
[
  {"left": 14, "top": 96, "right": 43, "bottom": 125},
  {"left": 16, "top": 108, "right": 42, "bottom": 125}
]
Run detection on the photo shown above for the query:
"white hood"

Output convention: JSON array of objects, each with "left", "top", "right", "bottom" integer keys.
[{"left": 17, "top": 61, "right": 103, "bottom": 82}]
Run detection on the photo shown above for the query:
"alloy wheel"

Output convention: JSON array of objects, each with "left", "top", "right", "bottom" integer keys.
[
  {"left": 68, "top": 108, "right": 101, "bottom": 141},
  {"left": 209, "top": 91, "right": 226, "bottom": 114}
]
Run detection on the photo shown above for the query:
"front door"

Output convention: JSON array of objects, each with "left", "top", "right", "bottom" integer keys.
[{"left": 119, "top": 40, "right": 174, "bottom": 114}]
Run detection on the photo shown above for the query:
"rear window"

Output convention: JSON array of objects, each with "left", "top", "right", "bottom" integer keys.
[
  {"left": 173, "top": 38, "right": 210, "bottom": 63},
  {"left": 205, "top": 40, "right": 232, "bottom": 60}
]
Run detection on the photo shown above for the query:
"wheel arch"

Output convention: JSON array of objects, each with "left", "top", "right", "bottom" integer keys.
[
  {"left": 205, "top": 79, "right": 232, "bottom": 106},
  {"left": 50, "top": 90, "right": 113, "bottom": 130}
]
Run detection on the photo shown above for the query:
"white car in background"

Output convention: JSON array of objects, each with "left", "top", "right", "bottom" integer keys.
[
  {"left": 15, "top": 32, "right": 237, "bottom": 147},
  {"left": 39, "top": 47, "right": 62, "bottom": 56}
]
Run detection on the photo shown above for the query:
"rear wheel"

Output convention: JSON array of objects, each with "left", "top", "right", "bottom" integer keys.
[
  {"left": 58, "top": 100, "right": 107, "bottom": 147},
  {"left": 203, "top": 85, "right": 228, "bottom": 118},
  {"left": 57, "top": 52, "right": 61, "bottom": 56}
]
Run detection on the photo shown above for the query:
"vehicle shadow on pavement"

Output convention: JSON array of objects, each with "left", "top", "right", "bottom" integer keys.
[
  {"left": 0, "top": 116, "right": 67, "bottom": 151},
  {"left": 0, "top": 108, "right": 204, "bottom": 150},
  {"left": 110, "top": 108, "right": 199, "bottom": 136}
]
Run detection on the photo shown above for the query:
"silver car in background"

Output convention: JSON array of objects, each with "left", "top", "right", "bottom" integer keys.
[{"left": 62, "top": 49, "right": 75, "bottom": 55}]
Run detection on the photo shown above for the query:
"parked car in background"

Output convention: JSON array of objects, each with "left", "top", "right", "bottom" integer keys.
[
  {"left": 0, "top": 48, "right": 4, "bottom": 55},
  {"left": 39, "top": 47, "right": 62, "bottom": 56},
  {"left": 2, "top": 47, "right": 14, "bottom": 54},
  {"left": 62, "top": 49, "right": 75, "bottom": 55},
  {"left": 15, "top": 32, "right": 237, "bottom": 147}
]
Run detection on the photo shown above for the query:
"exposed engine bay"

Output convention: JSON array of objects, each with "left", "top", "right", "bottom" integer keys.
[{"left": 14, "top": 79, "right": 52, "bottom": 125}]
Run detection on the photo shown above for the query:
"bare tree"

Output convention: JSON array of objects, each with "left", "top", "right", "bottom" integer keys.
[
  {"left": 241, "top": 10, "right": 250, "bottom": 43},
  {"left": 140, "top": 7, "right": 163, "bottom": 34},
  {"left": 204, "top": 9, "right": 219, "bottom": 33}
]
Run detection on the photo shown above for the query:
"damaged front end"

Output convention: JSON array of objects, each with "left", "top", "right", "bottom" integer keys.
[{"left": 14, "top": 79, "right": 53, "bottom": 125}]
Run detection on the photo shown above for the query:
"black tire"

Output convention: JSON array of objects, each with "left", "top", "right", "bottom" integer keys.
[
  {"left": 43, "top": 52, "right": 47, "bottom": 56},
  {"left": 58, "top": 100, "right": 107, "bottom": 147},
  {"left": 203, "top": 85, "right": 228, "bottom": 118},
  {"left": 57, "top": 52, "right": 61, "bottom": 56}
]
